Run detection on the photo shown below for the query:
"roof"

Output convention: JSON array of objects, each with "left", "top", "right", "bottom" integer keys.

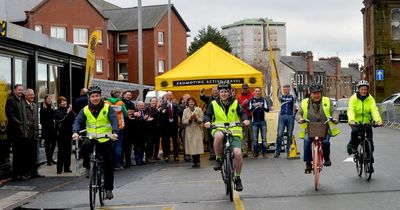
[
  {"left": 280, "top": 56, "right": 325, "bottom": 73},
  {"left": 0, "top": 0, "right": 120, "bottom": 22},
  {"left": 155, "top": 42, "right": 263, "bottom": 91},
  {"left": 103, "top": 4, "right": 190, "bottom": 32},
  {"left": 342, "top": 67, "right": 361, "bottom": 81},
  {"left": 222, "top": 18, "right": 286, "bottom": 29}
]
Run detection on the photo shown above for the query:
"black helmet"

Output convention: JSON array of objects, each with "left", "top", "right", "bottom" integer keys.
[
  {"left": 88, "top": 85, "right": 102, "bottom": 96},
  {"left": 217, "top": 81, "right": 231, "bottom": 90},
  {"left": 309, "top": 83, "right": 322, "bottom": 93},
  {"left": 356, "top": 80, "right": 370, "bottom": 88}
]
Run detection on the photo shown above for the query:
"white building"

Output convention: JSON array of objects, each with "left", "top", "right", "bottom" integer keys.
[{"left": 221, "top": 18, "right": 287, "bottom": 66}]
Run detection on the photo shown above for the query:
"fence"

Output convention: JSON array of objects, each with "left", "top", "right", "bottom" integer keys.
[{"left": 378, "top": 103, "right": 400, "bottom": 129}]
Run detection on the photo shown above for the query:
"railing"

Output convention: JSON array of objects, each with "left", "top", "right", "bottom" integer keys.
[{"left": 378, "top": 103, "right": 400, "bottom": 129}]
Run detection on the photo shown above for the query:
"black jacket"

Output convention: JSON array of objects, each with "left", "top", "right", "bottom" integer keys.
[
  {"left": 54, "top": 107, "right": 75, "bottom": 137},
  {"left": 6, "top": 94, "right": 28, "bottom": 138},
  {"left": 40, "top": 102, "right": 55, "bottom": 139},
  {"left": 248, "top": 96, "right": 269, "bottom": 122},
  {"left": 159, "top": 101, "right": 179, "bottom": 128},
  {"left": 73, "top": 95, "right": 88, "bottom": 114}
]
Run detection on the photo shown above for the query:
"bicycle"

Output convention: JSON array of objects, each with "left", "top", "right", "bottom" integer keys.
[
  {"left": 211, "top": 122, "right": 244, "bottom": 202},
  {"left": 79, "top": 134, "right": 109, "bottom": 210},
  {"left": 352, "top": 123, "right": 379, "bottom": 181},
  {"left": 303, "top": 117, "right": 335, "bottom": 191}
]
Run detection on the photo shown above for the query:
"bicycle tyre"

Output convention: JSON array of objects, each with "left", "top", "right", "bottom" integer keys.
[
  {"left": 364, "top": 140, "right": 373, "bottom": 181},
  {"left": 222, "top": 154, "right": 229, "bottom": 195},
  {"left": 98, "top": 163, "right": 105, "bottom": 206},
  {"left": 89, "top": 162, "right": 97, "bottom": 210},
  {"left": 356, "top": 143, "right": 363, "bottom": 177},
  {"left": 226, "top": 151, "right": 234, "bottom": 202},
  {"left": 313, "top": 144, "right": 320, "bottom": 191}
]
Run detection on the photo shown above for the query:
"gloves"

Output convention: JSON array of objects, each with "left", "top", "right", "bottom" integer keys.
[
  {"left": 204, "top": 122, "right": 211, "bottom": 128},
  {"left": 72, "top": 133, "right": 79, "bottom": 140},
  {"left": 111, "top": 133, "right": 118, "bottom": 141}
]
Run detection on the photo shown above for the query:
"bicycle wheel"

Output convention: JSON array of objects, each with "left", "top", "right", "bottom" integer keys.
[
  {"left": 222, "top": 154, "right": 229, "bottom": 195},
  {"left": 89, "top": 162, "right": 97, "bottom": 210},
  {"left": 98, "top": 163, "right": 105, "bottom": 206},
  {"left": 313, "top": 144, "right": 320, "bottom": 191},
  {"left": 363, "top": 140, "right": 373, "bottom": 181},
  {"left": 226, "top": 151, "right": 234, "bottom": 202},
  {"left": 356, "top": 143, "right": 363, "bottom": 177}
]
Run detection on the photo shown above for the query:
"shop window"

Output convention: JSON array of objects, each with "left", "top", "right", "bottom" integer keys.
[
  {"left": 50, "top": 26, "right": 66, "bottom": 41},
  {"left": 392, "top": 9, "right": 400, "bottom": 40},
  {"left": 118, "top": 63, "right": 128, "bottom": 81},
  {"left": 73, "top": 28, "right": 88, "bottom": 45},
  {"left": 118, "top": 34, "right": 128, "bottom": 52},
  {"left": 158, "top": 60, "right": 165, "bottom": 73},
  {"left": 0, "top": 56, "right": 12, "bottom": 92},
  {"left": 96, "top": 59, "right": 103, "bottom": 73}
]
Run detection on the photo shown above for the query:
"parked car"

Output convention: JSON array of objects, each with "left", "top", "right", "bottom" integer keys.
[
  {"left": 381, "top": 92, "right": 400, "bottom": 105},
  {"left": 336, "top": 98, "right": 349, "bottom": 122},
  {"left": 329, "top": 98, "right": 337, "bottom": 108}
]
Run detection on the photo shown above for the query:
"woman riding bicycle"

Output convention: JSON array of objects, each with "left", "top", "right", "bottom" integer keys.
[
  {"left": 72, "top": 85, "right": 119, "bottom": 200},
  {"left": 204, "top": 81, "right": 250, "bottom": 192},
  {"left": 347, "top": 80, "right": 382, "bottom": 173},
  {"left": 296, "top": 83, "right": 340, "bottom": 174}
]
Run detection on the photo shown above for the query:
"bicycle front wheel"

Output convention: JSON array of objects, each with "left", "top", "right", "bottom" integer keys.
[
  {"left": 89, "top": 162, "right": 97, "bottom": 210},
  {"left": 98, "top": 163, "right": 105, "bottom": 206},
  {"left": 226, "top": 151, "right": 234, "bottom": 202},
  {"left": 313, "top": 145, "right": 320, "bottom": 191},
  {"left": 363, "top": 140, "right": 373, "bottom": 181},
  {"left": 356, "top": 144, "right": 363, "bottom": 177}
]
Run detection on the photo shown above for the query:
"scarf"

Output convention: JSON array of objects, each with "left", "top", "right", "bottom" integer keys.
[{"left": 88, "top": 100, "right": 104, "bottom": 118}]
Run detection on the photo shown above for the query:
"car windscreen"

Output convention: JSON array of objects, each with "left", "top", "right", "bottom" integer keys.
[{"left": 336, "top": 100, "right": 349, "bottom": 108}]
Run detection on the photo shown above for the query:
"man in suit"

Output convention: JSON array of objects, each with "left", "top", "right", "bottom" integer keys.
[{"left": 159, "top": 91, "right": 179, "bottom": 161}]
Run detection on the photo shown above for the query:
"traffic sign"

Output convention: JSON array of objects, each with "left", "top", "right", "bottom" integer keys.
[{"left": 376, "top": 69, "right": 384, "bottom": 81}]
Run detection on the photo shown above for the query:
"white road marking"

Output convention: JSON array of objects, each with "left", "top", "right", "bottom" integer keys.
[
  {"left": 343, "top": 156, "right": 355, "bottom": 163},
  {"left": 0, "top": 191, "right": 39, "bottom": 209}
]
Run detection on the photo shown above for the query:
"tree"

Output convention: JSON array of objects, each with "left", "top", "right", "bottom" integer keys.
[{"left": 188, "top": 25, "right": 231, "bottom": 55}]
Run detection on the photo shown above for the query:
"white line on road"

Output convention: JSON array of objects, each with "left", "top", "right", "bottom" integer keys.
[
  {"left": 0, "top": 191, "right": 39, "bottom": 210},
  {"left": 98, "top": 204, "right": 175, "bottom": 209},
  {"left": 343, "top": 156, "right": 355, "bottom": 163},
  {"left": 160, "top": 180, "right": 221, "bottom": 185}
]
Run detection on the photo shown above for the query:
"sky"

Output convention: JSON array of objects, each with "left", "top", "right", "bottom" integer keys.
[{"left": 107, "top": 0, "right": 365, "bottom": 67}]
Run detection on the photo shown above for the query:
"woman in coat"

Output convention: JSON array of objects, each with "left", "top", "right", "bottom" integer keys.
[
  {"left": 182, "top": 97, "right": 204, "bottom": 168},
  {"left": 54, "top": 96, "right": 75, "bottom": 174},
  {"left": 40, "top": 95, "right": 57, "bottom": 165}
]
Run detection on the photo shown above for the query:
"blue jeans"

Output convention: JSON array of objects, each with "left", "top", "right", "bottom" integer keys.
[
  {"left": 114, "top": 130, "right": 123, "bottom": 168},
  {"left": 252, "top": 121, "right": 267, "bottom": 154},
  {"left": 303, "top": 134, "right": 330, "bottom": 162},
  {"left": 275, "top": 115, "right": 295, "bottom": 154}
]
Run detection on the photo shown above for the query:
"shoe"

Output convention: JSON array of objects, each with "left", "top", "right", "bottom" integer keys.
[
  {"left": 242, "top": 153, "right": 248, "bottom": 158},
  {"left": 164, "top": 157, "right": 169, "bottom": 161},
  {"left": 174, "top": 157, "right": 179, "bottom": 161},
  {"left": 153, "top": 157, "right": 161, "bottom": 160},
  {"left": 124, "top": 162, "right": 132, "bottom": 168},
  {"left": 31, "top": 172, "right": 45, "bottom": 178},
  {"left": 146, "top": 159, "right": 155, "bottom": 164},
  {"left": 114, "top": 166, "right": 124, "bottom": 171},
  {"left": 234, "top": 177, "right": 243, "bottom": 191},
  {"left": 305, "top": 162, "right": 312, "bottom": 174},
  {"left": 85, "top": 169, "right": 90, "bottom": 178},
  {"left": 262, "top": 153, "right": 267, "bottom": 158},
  {"left": 213, "top": 160, "right": 222, "bottom": 171},
  {"left": 64, "top": 169, "right": 73, "bottom": 173},
  {"left": 274, "top": 153, "right": 280, "bottom": 158},
  {"left": 367, "top": 165, "right": 374, "bottom": 173},
  {"left": 324, "top": 159, "right": 332, "bottom": 167},
  {"left": 57, "top": 171, "right": 62, "bottom": 174},
  {"left": 192, "top": 163, "right": 200, "bottom": 168},
  {"left": 47, "top": 161, "right": 52, "bottom": 166},
  {"left": 13, "top": 175, "right": 29, "bottom": 181},
  {"left": 209, "top": 155, "right": 216, "bottom": 160},
  {"left": 253, "top": 152, "right": 259, "bottom": 158},
  {"left": 105, "top": 190, "right": 114, "bottom": 200},
  {"left": 184, "top": 155, "right": 191, "bottom": 162},
  {"left": 51, "top": 160, "right": 57, "bottom": 164}
]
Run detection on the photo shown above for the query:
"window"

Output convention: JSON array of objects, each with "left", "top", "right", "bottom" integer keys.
[
  {"left": 50, "top": 26, "right": 66, "bottom": 41},
  {"left": 14, "top": 59, "right": 27, "bottom": 89},
  {"left": 0, "top": 56, "right": 12, "bottom": 92},
  {"left": 73, "top": 28, "right": 88, "bottom": 45},
  {"left": 118, "top": 34, "right": 128, "bottom": 52},
  {"left": 34, "top": 25, "right": 42, "bottom": 33},
  {"left": 118, "top": 63, "right": 128, "bottom": 81},
  {"left": 158, "top": 60, "right": 165, "bottom": 73},
  {"left": 96, "top": 29, "right": 103, "bottom": 43},
  {"left": 392, "top": 9, "right": 400, "bottom": 40},
  {"left": 158, "top": 32, "right": 164, "bottom": 45},
  {"left": 96, "top": 59, "right": 103, "bottom": 73}
]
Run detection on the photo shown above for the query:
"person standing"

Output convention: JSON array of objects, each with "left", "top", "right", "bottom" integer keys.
[
  {"left": 248, "top": 87, "right": 269, "bottom": 157},
  {"left": 237, "top": 83, "right": 254, "bottom": 158},
  {"left": 182, "top": 97, "right": 204, "bottom": 168},
  {"left": 24, "top": 89, "right": 44, "bottom": 178},
  {"left": 73, "top": 88, "right": 88, "bottom": 114},
  {"left": 54, "top": 96, "right": 75, "bottom": 174},
  {"left": 274, "top": 82, "right": 297, "bottom": 158},
  {"left": 200, "top": 86, "right": 219, "bottom": 160},
  {"left": 122, "top": 91, "right": 135, "bottom": 167},
  {"left": 159, "top": 91, "right": 179, "bottom": 161},
  {"left": 105, "top": 89, "right": 128, "bottom": 170},
  {"left": 177, "top": 94, "right": 191, "bottom": 162},
  {"left": 6, "top": 84, "right": 29, "bottom": 180},
  {"left": 145, "top": 97, "right": 161, "bottom": 162},
  {"left": 40, "top": 95, "right": 57, "bottom": 166},
  {"left": 131, "top": 101, "right": 148, "bottom": 165}
]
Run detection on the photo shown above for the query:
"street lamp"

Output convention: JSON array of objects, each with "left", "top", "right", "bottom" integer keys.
[{"left": 258, "top": 18, "right": 271, "bottom": 96}]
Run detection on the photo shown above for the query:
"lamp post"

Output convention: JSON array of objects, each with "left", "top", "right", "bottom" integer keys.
[
  {"left": 138, "top": 0, "right": 143, "bottom": 101},
  {"left": 258, "top": 18, "right": 271, "bottom": 96}
]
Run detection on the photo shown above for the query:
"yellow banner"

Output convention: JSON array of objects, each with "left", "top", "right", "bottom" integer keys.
[
  {"left": 84, "top": 30, "right": 101, "bottom": 88},
  {"left": 0, "top": 81, "right": 8, "bottom": 135},
  {"left": 269, "top": 40, "right": 280, "bottom": 111}
]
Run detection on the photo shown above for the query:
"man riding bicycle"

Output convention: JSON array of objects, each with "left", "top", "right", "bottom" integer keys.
[
  {"left": 204, "top": 81, "right": 250, "bottom": 191},
  {"left": 72, "top": 86, "right": 119, "bottom": 200},
  {"left": 347, "top": 80, "right": 382, "bottom": 172},
  {"left": 295, "top": 83, "right": 340, "bottom": 173}
]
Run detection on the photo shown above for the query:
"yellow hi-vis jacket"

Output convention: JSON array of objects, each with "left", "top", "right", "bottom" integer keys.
[
  {"left": 347, "top": 93, "right": 382, "bottom": 125},
  {"left": 211, "top": 100, "right": 243, "bottom": 139},
  {"left": 84, "top": 104, "right": 112, "bottom": 143},
  {"left": 298, "top": 97, "right": 340, "bottom": 139}
]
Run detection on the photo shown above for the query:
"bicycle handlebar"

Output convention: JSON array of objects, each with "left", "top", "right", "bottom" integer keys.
[
  {"left": 209, "top": 122, "right": 245, "bottom": 129},
  {"left": 301, "top": 117, "right": 336, "bottom": 124}
]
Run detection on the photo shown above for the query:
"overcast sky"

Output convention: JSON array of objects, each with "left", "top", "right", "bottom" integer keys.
[{"left": 107, "top": 0, "right": 365, "bottom": 67}]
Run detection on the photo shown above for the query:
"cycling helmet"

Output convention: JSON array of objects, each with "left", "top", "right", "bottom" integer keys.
[
  {"left": 88, "top": 85, "right": 102, "bottom": 96},
  {"left": 356, "top": 80, "right": 370, "bottom": 88},
  {"left": 217, "top": 81, "right": 231, "bottom": 90},
  {"left": 309, "top": 83, "right": 322, "bottom": 93}
]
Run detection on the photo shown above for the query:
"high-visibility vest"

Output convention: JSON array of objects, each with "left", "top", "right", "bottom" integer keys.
[
  {"left": 211, "top": 100, "right": 243, "bottom": 139},
  {"left": 84, "top": 104, "right": 112, "bottom": 143},
  {"left": 298, "top": 97, "right": 340, "bottom": 139},
  {"left": 105, "top": 100, "right": 124, "bottom": 129}
]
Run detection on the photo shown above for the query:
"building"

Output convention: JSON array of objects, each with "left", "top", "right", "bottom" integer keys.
[
  {"left": 362, "top": 0, "right": 400, "bottom": 101},
  {"left": 221, "top": 18, "right": 286, "bottom": 67},
  {"left": 2, "top": 0, "right": 190, "bottom": 89}
]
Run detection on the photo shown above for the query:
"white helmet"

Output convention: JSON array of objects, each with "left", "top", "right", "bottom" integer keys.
[{"left": 356, "top": 80, "right": 370, "bottom": 88}]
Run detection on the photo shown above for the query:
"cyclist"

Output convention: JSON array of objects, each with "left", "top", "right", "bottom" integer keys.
[
  {"left": 204, "top": 81, "right": 250, "bottom": 191},
  {"left": 347, "top": 80, "right": 382, "bottom": 172},
  {"left": 295, "top": 83, "right": 340, "bottom": 174},
  {"left": 72, "top": 85, "right": 119, "bottom": 200}
]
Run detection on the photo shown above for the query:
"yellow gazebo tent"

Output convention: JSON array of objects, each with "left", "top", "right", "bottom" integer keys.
[{"left": 155, "top": 42, "right": 263, "bottom": 95}]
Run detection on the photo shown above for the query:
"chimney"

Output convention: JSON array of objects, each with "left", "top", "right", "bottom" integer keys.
[
  {"left": 306, "top": 51, "right": 314, "bottom": 76},
  {"left": 348, "top": 63, "right": 359, "bottom": 71},
  {"left": 291, "top": 51, "right": 307, "bottom": 58},
  {"left": 333, "top": 57, "right": 341, "bottom": 100}
]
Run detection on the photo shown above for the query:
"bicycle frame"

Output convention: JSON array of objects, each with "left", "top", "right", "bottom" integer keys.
[{"left": 353, "top": 124, "right": 375, "bottom": 180}]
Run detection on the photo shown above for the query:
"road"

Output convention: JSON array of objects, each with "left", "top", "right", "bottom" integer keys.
[{"left": 1, "top": 123, "right": 400, "bottom": 210}]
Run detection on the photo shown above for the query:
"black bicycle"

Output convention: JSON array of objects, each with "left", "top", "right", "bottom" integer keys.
[
  {"left": 211, "top": 122, "right": 244, "bottom": 202},
  {"left": 353, "top": 123, "right": 379, "bottom": 181},
  {"left": 79, "top": 135, "right": 109, "bottom": 210}
]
